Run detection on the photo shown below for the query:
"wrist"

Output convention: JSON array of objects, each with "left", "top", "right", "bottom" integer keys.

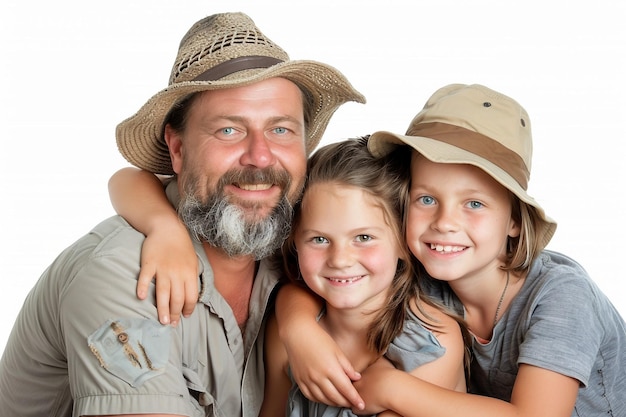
[{"left": 385, "top": 370, "right": 420, "bottom": 413}]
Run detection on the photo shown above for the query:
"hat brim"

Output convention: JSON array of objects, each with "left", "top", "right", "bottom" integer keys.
[
  {"left": 116, "top": 60, "right": 365, "bottom": 175},
  {"left": 369, "top": 130, "right": 557, "bottom": 248}
]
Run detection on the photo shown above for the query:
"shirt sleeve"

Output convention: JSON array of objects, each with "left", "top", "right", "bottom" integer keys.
[
  {"left": 517, "top": 259, "right": 602, "bottom": 386},
  {"left": 58, "top": 219, "right": 203, "bottom": 416},
  {"left": 385, "top": 311, "right": 446, "bottom": 372}
]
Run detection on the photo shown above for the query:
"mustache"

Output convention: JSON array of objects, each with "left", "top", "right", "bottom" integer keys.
[{"left": 217, "top": 167, "right": 292, "bottom": 190}]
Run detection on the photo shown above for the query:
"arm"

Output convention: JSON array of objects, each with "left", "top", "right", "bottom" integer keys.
[
  {"left": 258, "top": 313, "right": 292, "bottom": 417},
  {"left": 355, "top": 361, "right": 579, "bottom": 417},
  {"left": 108, "top": 167, "right": 198, "bottom": 326},
  {"left": 405, "top": 302, "right": 467, "bottom": 391},
  {"left": 274, "top": 283, "right": 364, "bottom": 410},
  {"left": 355, "top": 297, "right": 579, "bottom": 416},
  {"left": 93, "top": 415, "right": 186, "bottom": 417}
]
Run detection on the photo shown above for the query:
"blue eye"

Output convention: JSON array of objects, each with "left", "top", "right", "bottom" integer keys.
[
  {"left": 274, "top": 127, "right": 287, "bottom": 134},
  {"left": 419, "top": 196, "right": 435, "bottom": 205},
  {"left": 221, "top": 127, "right": 235, "bottom": 135},
  {"left": 468, "top": 201, "right": 483, "bottom": 209},
  {"left": 312, "top": 236, "right": 328, "bottom": 244}
]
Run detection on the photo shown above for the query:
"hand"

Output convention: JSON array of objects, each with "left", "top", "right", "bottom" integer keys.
[
  {"left": 283, "top": 321, "right": 364, "bottom": 410},
  {"left": 136, "top": 223, "right": 198, "bottom": 326}
]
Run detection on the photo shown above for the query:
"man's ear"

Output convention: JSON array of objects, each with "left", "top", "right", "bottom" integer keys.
[{"left": 164, "top": 124, "right": 183, "bottom": 174}]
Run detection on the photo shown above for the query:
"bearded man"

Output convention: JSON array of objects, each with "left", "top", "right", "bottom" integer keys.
[{"left": 0, "top": 12, "right": 364, "bottom": 417}]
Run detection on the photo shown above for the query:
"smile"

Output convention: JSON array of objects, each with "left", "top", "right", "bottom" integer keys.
[
  {"left": 235, "top": 183, "right": 273, "bottom": 191},
  {"left": 327, "top": 275, "right": 364, "bottom": 284},
  {"left": 430, "top": 243, "right": 466, "bottom": 253}
]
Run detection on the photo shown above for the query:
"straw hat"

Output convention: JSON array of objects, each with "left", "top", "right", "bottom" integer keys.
[
  {"left": 368, "top": 83, "right": 556, "bottom": 249},
  {"left": 116, "top": 12, "right": 365, "bottom": 175}
]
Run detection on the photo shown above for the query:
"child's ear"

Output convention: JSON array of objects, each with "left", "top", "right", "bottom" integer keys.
[{"left": 508, "top": 218, "right": 521, "bottom": 239}]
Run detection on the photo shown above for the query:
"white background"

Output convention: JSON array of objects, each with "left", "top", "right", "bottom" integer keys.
[{"left": 1, "top": 0, "right": 625, "bottom": 353}]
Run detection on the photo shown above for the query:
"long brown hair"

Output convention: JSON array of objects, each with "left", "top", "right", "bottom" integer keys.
[{"left": 281, "top": 136, "right": 417, "bottom": 353}]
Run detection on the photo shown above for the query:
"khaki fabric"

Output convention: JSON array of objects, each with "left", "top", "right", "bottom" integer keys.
[{"left": 0, "top": 181, "right": 279, "bottom": 417}]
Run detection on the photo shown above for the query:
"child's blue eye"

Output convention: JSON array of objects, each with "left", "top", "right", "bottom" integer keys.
[
  {"left": 468, "top": 201, "right": 483, "bottom": 209},
  {"left": 419, "top": 196, "right": 435, "bottom": 205},
  {"left": 312, "top": 236, "right": 328, "bottom": 244}
]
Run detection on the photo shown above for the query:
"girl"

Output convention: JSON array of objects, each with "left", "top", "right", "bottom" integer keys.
[
  {"left": 260, "top": 137, "right": 467, "bottom": 416},
  {"left": 276, "top": 84, "right": 626, "bottom": 416},
  {"left": 109, "top": 137, "right": 469, "bottom": 416}
]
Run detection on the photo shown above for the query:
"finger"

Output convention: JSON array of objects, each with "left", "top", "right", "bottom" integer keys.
[
  {"left": 299, "top": 383, "right": 342, "bottom": 408},
  {"left": 323, "top": 372, "right": 363, "bottom": 410},
  {"left": 168, "top": 282, "right": 185, "bottom": 327},
  {"left": 336, "top": 379, "right": 365, "bottom": 411},
  {"left": 337, "top": 355, "right": 365, "bottom": 409},
  {"left": 182, "top": 278, "right": 199, "bottom": 317},
  {"left": 136, "top": 268, "right": 155, "bottom": 300},
  {"left": 312, "top": 379, "right": 353, "bottom": 408},
  {"left": 155, "top": 280, "right": 172, "bottom": 325}
]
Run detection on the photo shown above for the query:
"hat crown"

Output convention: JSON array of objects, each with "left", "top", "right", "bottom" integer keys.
[
  {"left": 170, "top": 12, "right": 289, "bottom": 84},
  {"left": 409, "top": 84, "right": 533, "bottom": 175},
  {"left": 115, "top": 12, "right": 365, "bottom": 176},
  {"left": 368, "top": 83, "right": 556, "bottom": 250}
]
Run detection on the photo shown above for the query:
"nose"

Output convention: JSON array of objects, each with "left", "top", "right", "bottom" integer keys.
[
  {"left": 326, "top": 242, "right": 355, "bottom": 269},
  {"left": 239, "top": 130, "right": 276, "bottom": 169},
  {"left": 431, "top": 204, "right": 459, "bottom": 233}
]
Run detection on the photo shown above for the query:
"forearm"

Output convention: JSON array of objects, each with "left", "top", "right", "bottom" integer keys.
[
  {"left": 378, "top": 364, "right": 579, "bottom": 417},
  {"left": 357, "top": 365, "right": 516, "bottom": 417},
  {"left": 386, "top": 372, "right": 515, "bottom": 417},
  {"left": 274, "top": 283, "right": 364, "bottom": 409},
  {"left": 108, "top": 167, "right": 179, "bottom": 235},
  {"left": 274, "top": 283, "right": 323, "bottom": 337}
]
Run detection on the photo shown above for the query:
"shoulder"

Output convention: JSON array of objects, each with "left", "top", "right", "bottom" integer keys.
[
  {"left": 30, "top": 216, "right": 144, "bottom": 293},
  {"left": 87, "top": 215, "right": 146, "bottom": 256},
  {"left": 411, "top": 298, "right": 462, "bottom": 336},
  {"left": 409, "top": 298, "right": 467, "bottom": 364},
  {"left": 532, "top": 250, "right": 590, "bottom": 280},
  {"left": 525, "top": 250, "right": 597, "bottom": 297},
  {"left": 385, "top": 298, "right": 464, "bottom": 372}
]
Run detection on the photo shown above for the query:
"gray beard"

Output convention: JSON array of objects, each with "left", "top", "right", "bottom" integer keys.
[{"left": 178, "top": 192, "right": 293, "bottom": 260}]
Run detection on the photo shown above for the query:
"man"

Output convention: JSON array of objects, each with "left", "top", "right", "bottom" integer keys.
[{"left": 0, "top": 12, "right": 364, "bottom": 417}]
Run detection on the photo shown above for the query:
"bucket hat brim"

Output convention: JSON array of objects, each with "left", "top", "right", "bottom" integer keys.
[{"left": 369, "top": 129, "right": 557, "bottom": 250}]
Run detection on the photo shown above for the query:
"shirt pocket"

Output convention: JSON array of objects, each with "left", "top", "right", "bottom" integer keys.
[{"left": 88, "top": 318, "right": 171, "bottom": 387}]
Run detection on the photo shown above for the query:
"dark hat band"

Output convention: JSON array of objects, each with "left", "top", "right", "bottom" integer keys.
[
  {"left": 408, "top": 122, "right": 529, "bottom": 189},
  {"left": 192, "top": 56, "right": 284, "bottom": 82}
]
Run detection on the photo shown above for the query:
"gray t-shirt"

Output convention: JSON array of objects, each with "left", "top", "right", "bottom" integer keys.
[
  {"left": 0, "top": 181, "right": 279, "bottom": 417},
  {"left": 425, "top": 250, "right": 626, "bottom": 416}
]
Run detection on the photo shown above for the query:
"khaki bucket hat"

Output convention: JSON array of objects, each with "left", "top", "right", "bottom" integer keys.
[
  {"left": 368, "top": 83, "right": 556, "bottom": 250},
  {"left": 116, "top": 12, "right": 365, "bottom": 175}
]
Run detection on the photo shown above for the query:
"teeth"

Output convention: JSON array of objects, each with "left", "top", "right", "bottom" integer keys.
[
  {"left": 329, "top": 276, "right": 362, "bottom": 283},
  {"left": 238, "top": 183, "right": 272, "bottom": 191},
  {"left": 430, "top": 243, "right": 465, "bottom": 253}
]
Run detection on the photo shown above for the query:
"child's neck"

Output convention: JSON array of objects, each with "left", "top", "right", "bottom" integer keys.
[
  {"left": 320, "top": 308, "right": 379, "bottom": 372},
  {"left": 451, "top": 270, "right": 525, "bottom": 341}
]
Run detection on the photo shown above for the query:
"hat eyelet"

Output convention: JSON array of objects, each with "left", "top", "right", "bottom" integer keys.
[
  {"left": 483, "top": 102, "right": 492, "bottom": 107},
  {"left": 520, "top": 118, "right": 526, "bottom": 127}
]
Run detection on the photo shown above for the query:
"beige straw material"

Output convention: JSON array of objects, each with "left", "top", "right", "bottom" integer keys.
[{"left": 116, "top": 12, "right": 365, "bottom": 175}]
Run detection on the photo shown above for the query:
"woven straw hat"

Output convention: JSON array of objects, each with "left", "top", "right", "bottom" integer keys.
[
  {"left": 368, "top": 83, "right": 556, "bottom": 250},
  {"left": 116, "top": 12, "right": 365, "bottom": 175}
]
